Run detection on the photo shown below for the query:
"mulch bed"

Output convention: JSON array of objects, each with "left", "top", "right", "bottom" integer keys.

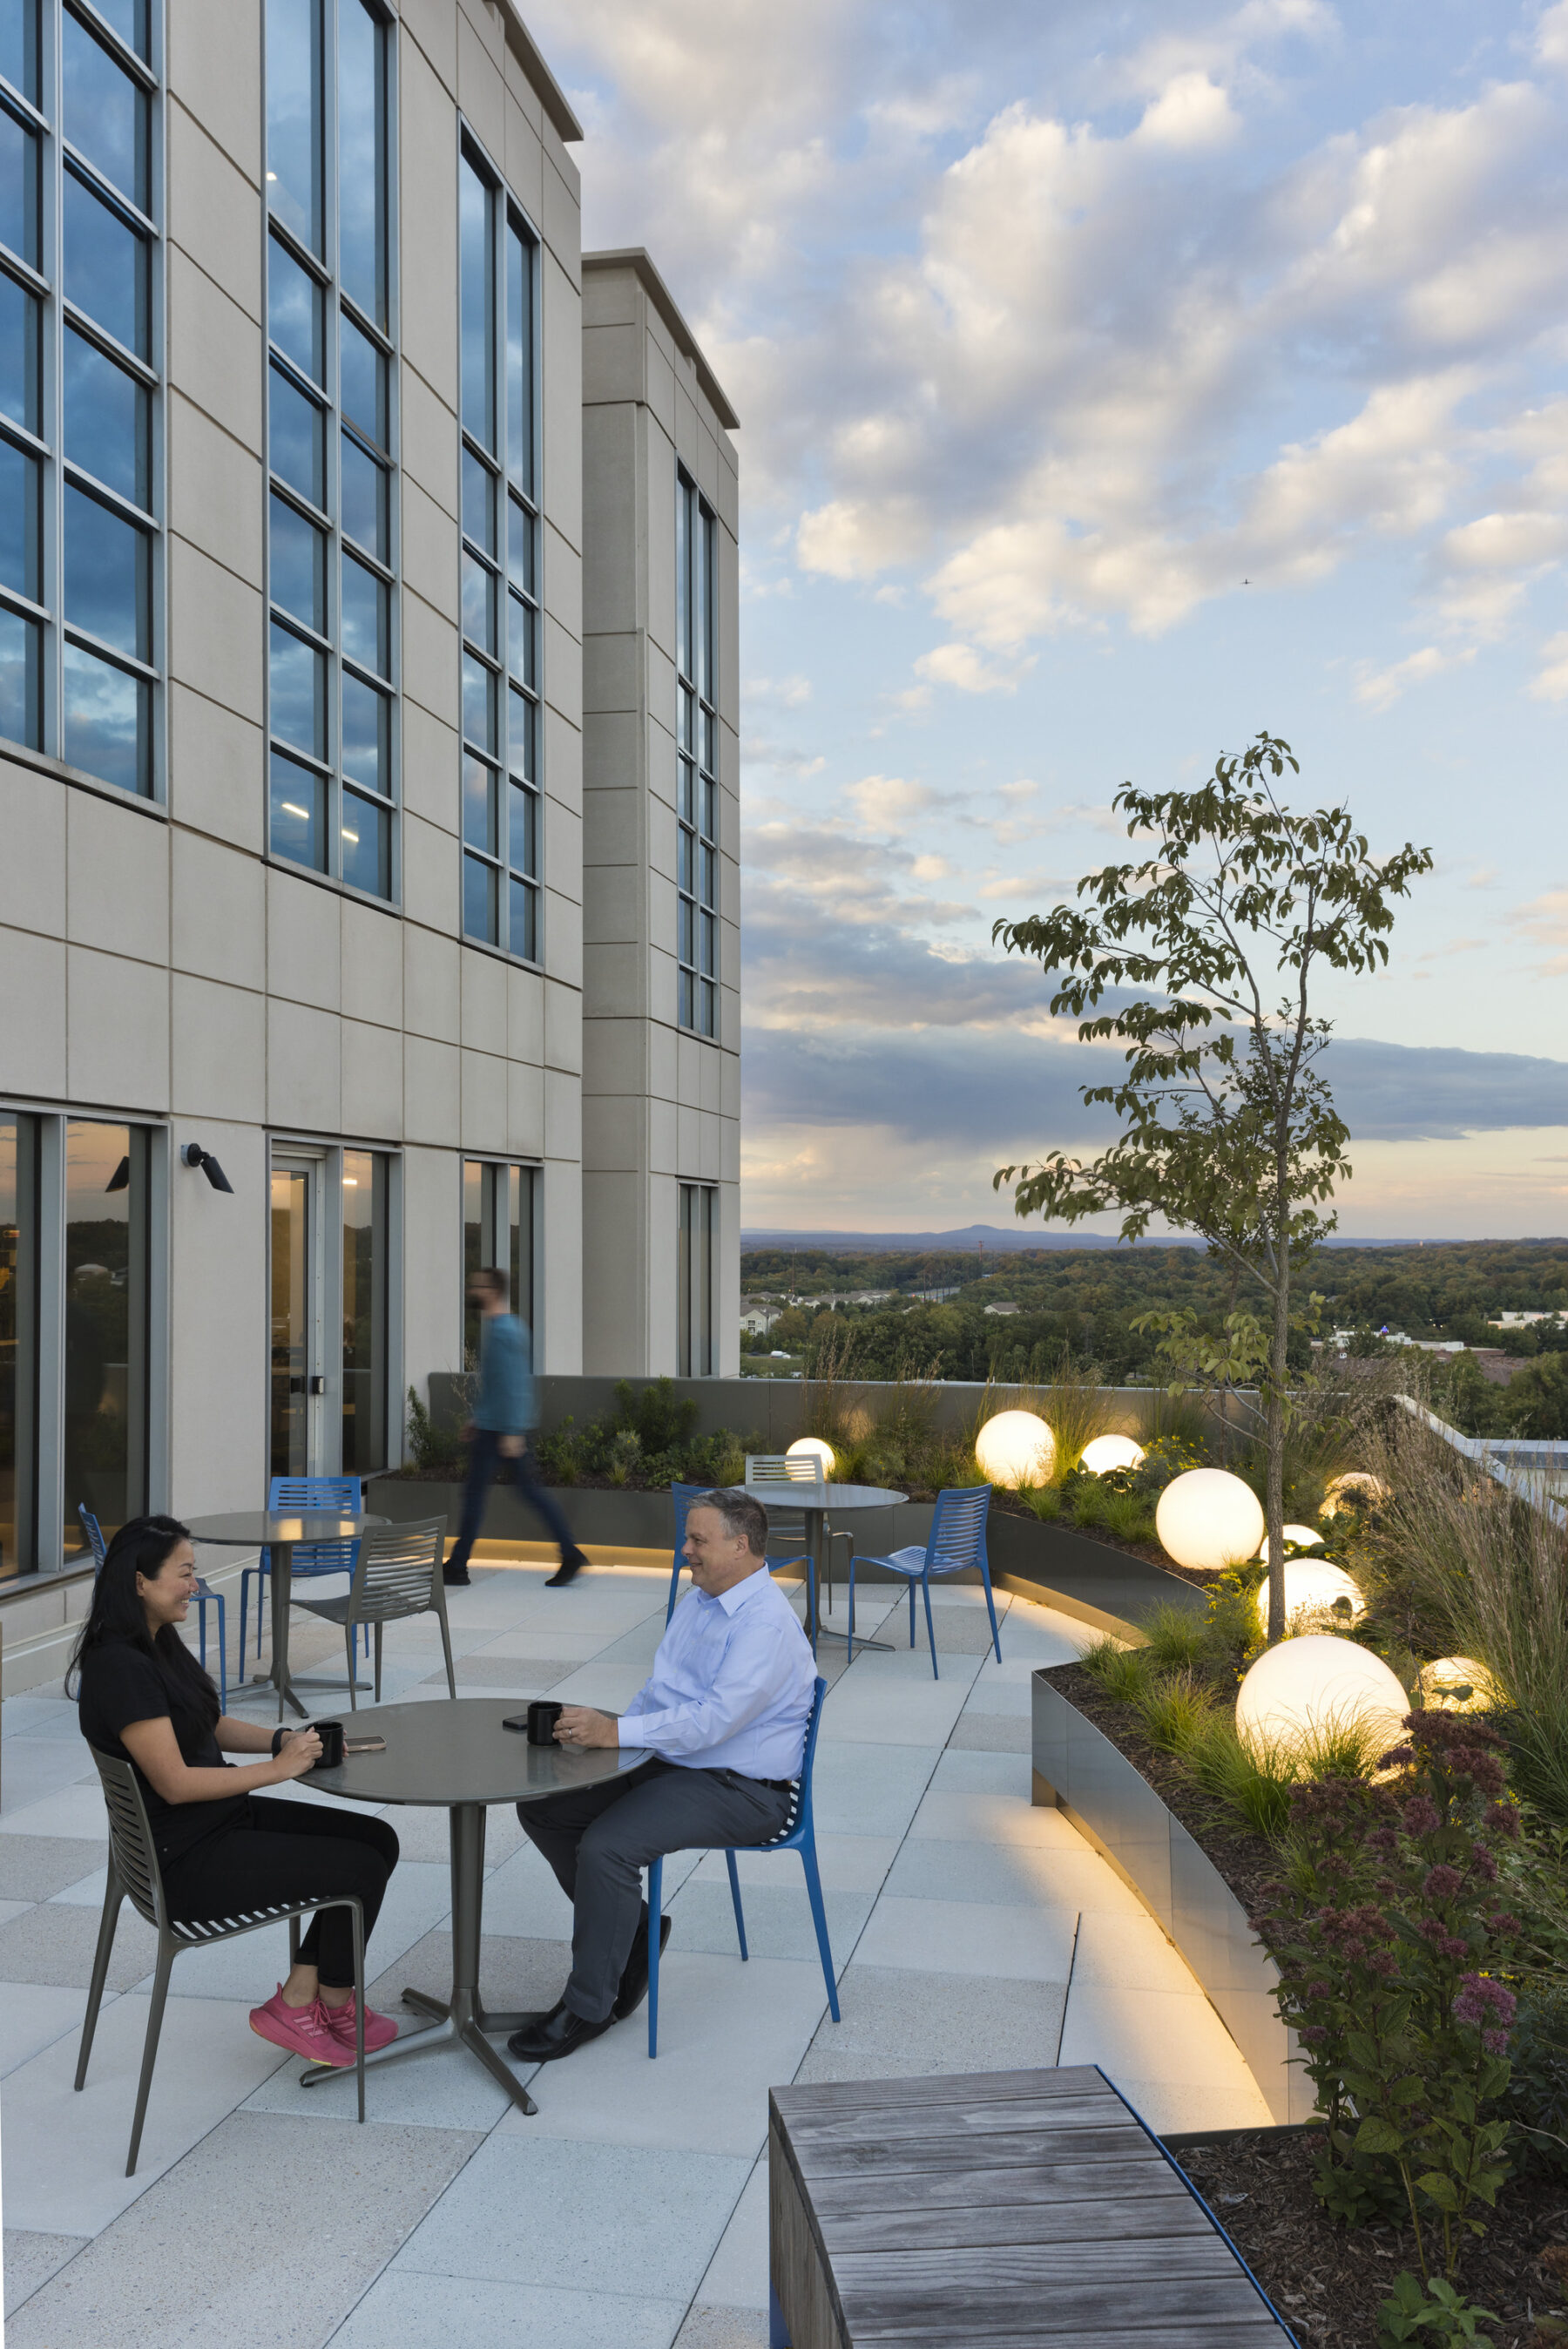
[
  {"left": 1042, "top": 1662, "right": 1568, "bottom": 2345},
  {"left": 1182, "top": 2131, "right": 1568, "bottom": 2348}
]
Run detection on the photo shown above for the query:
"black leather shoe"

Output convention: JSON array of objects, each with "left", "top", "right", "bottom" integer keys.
[
  {"left": 613, "top": 1913, "right": 672, "bottom": 2020},
  {"left": 506, "top": 1998, "right": 614, "bottom": 2063},
  {"left": 544, "top": 1548, "right": 589, "bottom": 1587},
  {"left": 443, "top": 1569, "right": 470, "bottom": 1587}
]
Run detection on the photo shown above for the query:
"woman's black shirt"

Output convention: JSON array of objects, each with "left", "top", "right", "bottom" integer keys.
[{"left": 78, "top": 1641, "right": 248, "bottom": 1865}]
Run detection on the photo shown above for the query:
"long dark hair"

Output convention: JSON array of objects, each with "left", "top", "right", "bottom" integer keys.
[{"left": 68, "top": 1514, "right": 219, "bottom": 1723}]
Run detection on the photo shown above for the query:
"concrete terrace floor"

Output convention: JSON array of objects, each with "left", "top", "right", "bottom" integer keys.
[{"left": 0, "top": 1557, "right": 1271, "bottom": 2348}]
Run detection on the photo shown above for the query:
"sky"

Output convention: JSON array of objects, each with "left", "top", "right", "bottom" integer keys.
[{"left": 528, "top": 0, "right": 1568, "bottom": 1239}]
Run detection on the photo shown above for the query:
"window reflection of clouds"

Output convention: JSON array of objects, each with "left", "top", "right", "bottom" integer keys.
[
  {"left": 63, "top": 642, "right": 143, "bottom": 793},
  {"left": 64, "top": 327, "right": 148, "bottom": 507},
  {"left": 63, "top": 172, "right": 148, "bottom": 358},
  {"left": 62, "top": 11, "right": 146, "bottom": 210},
  {"left": 265, "top": 0, "right": 321, "bottom": 254},
  {"left": 64, "top": 484, "right": 147, "bottom": 660}
]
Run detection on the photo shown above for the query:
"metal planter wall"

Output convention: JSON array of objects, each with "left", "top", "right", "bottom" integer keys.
[{"left": 1031, "top": 1671, "right": 1315, "bottom": 2127}]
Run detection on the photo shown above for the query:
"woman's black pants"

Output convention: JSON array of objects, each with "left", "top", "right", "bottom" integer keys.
[{"left": 162, "top": 1798, "right": 400, "bottom": 1987}]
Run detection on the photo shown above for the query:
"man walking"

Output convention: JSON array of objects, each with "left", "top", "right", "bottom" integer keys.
[
  {"left": 504, "top": 1487, "right": 816, "bottom": 2062},
  {"left": 443, "top": 1267, "right": 588, "bottom": 1589}
]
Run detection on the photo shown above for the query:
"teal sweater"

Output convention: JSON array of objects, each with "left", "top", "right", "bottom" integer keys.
[{"left": 474, "top": 1314, "right": 534, "bottom": 1432}]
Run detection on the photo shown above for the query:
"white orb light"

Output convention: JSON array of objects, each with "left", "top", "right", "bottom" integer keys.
[
  {"left": 1255, "top": 1559, "right": 1365, "bottom": 1631},
  {"left": 1154, "top": 1468, "right": 1266, "bottom": 1572},
  {"left": 975, "top": 1410, "right": 1056, "bottom": 1488},
  {"left": 1235, "top": 1635, "right": 1409, "bottom": 1763},
  {"left": 786, "top": 1436, "right": 835, "bottom": 1478},
  {"left": 1419, "top": 1655, "right": 1502, "bottom": 1714},
  {"left": 1079, "top": 1434, "right": 1146, "bottom": 1477},
  {"left": 1321, "top": 1471, "right": 1390, "bottom": 1518},
  {"left": 1258, "top": 1525, "right": 1329, "bottom": 1566}
]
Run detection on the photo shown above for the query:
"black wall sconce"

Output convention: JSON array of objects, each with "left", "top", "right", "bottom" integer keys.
[{"left": 180, "top": 1142, "right": 234, "bottom": 1194}]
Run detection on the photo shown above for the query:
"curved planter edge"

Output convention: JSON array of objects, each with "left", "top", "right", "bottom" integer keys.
[{"left": 1031, "top": 1670, "right": 1315, "bottom": 2129}]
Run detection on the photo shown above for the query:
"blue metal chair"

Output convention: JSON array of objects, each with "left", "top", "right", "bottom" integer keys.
[
  {"left": 238, "top": 1477, "right": 366, "bottom": 1669},
  {"left": 665, "top": 1480, "right": 817, "bottom": 1654},
  {"left": 645, "top": 1674, "right": 839, "bottom": 2057},
  {"left": 78, "top": 1505, "right": 230, "bottom": 1710},
  {"left": 848, "top": 1484, "right": 1000, "bottom": 1681}
]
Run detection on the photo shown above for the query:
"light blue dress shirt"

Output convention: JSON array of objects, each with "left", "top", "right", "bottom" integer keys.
[{"left": 617, "top": 1566, "right": 817, "bottom": 1780}]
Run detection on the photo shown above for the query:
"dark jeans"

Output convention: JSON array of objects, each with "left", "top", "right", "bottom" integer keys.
[
  {"left": 162, "top": 1797, "right": 400, "bottom": 1988},
  {"left": 518, "top": 1757, "right": 791, "bottom": 2021},
  {"left": 447, "top": 1429, "right": 578, "bottom": 1575}
]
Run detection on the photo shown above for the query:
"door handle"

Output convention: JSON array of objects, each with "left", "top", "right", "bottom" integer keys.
[
  {"left": 308, "top": 1375, "right": 326, "bottom": 1396},
  {"left": 288, "top": 1376, "right": 306, "bottom": 1395}
]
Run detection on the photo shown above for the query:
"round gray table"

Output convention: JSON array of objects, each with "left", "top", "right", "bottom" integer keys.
[
  {"left": 745, "top": 1481, "right": 908, "bottom": 1654},
  {"left": 185, "top": 1511, "right": 386, "bottom": 1723},
  {"left": 300, "top": 1697, "right": 649, "bottom": 2115}
]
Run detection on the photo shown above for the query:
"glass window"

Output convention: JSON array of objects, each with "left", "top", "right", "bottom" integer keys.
[
  {"left": 270, "top": 746, "right": 326, "bottom": 870},
  {"left": 0, "top": 98, "right": 39, "bottom": 267},
  {"left": 677, "top": 470, "right": 720, "bottom": 1038},
  {"left": 63, "top": 167, "right": 149, "bottom": 357},
  {"left": 340, "top": 430, "right": 386, "bottom": 557},
  {"left": 0, "top": 272, "right": 40, "bottom": 431},
  {"left": 0, "top": 606, "right": 41, "bottom": 747},
  {"left": 62, "top": 638, "right": 146, "bottom": 790},
  {"left": 266, "top": 0, "right": 323, "bottom": 254},
  {"left": 64, "top": 481, "right": 149, "bottom": 658},
  {"left": 678, "top": 1184, "right": 715, "bottom": 1376},
  {"left": 63, "top": 1122, "right": 149, "bottom": 1562},
  {"left": 0, "top": 435, "right": 41, "bottom": 600},
  {"left": 90, "top": 0, "right": 149, "bottom": 63},
  {"left": 268, "top": 363, "right": 326, "bottom": 507},
  {"left": 267, "top": 0, "right": 396, "bottom": 895},
  {"left": 269, "top": 619, "right": 328, "bottom": 760},
  {"left": 463, "top": 1159, "right": 534, "bottom": 1363},
  {"left": 460, "top": 143, "right": 540, "bottom": 961},
  {"left": 64, "top": 326, "right": 151, "bottom": 507},
  {"left": 62, "top": 10, "right": 148, "bottom": 210},
  {"left": 341, "top": 668, "right": 388, "bottom": 794},
  {"left": 1, "top": 3, "right": 41, "bottom": 103},
  {"left": 341, "top": 1150, "right": 388, "bottom": 1474},
  {"left": 267, "top": 234, "right": 324, "bottom": 382},
  {"left": 0, "top": 1111, "right": 38, "bottom": 1581},
  {"left": 269, "top": 491, "right": 327, "bottom": 633}
]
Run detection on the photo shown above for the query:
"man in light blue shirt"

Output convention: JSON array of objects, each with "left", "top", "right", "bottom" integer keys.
[{"left": 506, "top": 1487, "right": 817, "bottom": 2065}]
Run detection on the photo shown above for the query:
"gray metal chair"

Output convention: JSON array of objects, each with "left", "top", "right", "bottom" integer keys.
[
  {"left": 294, "top": 1516, "right": 453, "bottom": 1708},
  {"left": 76, "top": 1745, "right": 367, "bottom": 2174}
]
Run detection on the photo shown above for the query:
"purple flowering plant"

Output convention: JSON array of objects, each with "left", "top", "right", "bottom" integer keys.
[{"left": 1254, "top": 1709, "right": 1523, "bottom": 2282}]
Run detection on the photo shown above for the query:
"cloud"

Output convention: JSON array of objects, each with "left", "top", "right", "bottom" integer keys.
[
  {"left": 744, "top": 1024, "right": 1568, "bottom": 1152},
  {"left": 1531, "top": 630, "right": 1568, "bottom": 701},
  {"left": 1354, "top": 643, "right": 1475, "bottom": 711},
  {"left": 1136, "top": 71, "right": 1240, "bottom": 149},
  {"left": 913, "top": 642, "right": 1037, "bottom": 694}
]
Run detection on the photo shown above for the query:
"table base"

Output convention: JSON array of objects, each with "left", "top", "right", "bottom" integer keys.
[{"left": 299, "top": 1798, "right": 538, "bottom": 2115}]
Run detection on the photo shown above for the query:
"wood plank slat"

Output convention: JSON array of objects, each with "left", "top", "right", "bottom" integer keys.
[
  {"left": 806, "top": 2156, "right": 1193, "bottom": 2221},
  {"left": 772, "top": 2065, "right": 1106, "bottom": 2118},
  {"left": 793, "top": 2122, "right": 1157, "bottom": 2181},
  {"left": 786, "top": 2095, "right": 1137, "bottom": 2148},
  {"left": 833, "top": 2238, "right": 1246, "bottom": 2293},
  {"left": 841, "top": 2272, "right": 1282, "bottom": 2338},
  {"left": 839, "top": 2323, "right": 1285, "bottom": 2349},
  {"left": 817, "top": 2192, "right": 1211, "bottom": 2255}
]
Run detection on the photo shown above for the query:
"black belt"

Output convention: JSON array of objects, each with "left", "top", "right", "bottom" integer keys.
[{"left": 713, "top": 1768, "right": 793, "bottom": 1793}]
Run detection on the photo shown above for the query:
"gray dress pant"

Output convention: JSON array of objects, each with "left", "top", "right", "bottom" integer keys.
[{"left": 518, "top": 1757, "right": 792, "bottom": 2022}]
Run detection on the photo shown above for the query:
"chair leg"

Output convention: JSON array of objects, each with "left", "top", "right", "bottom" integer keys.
[
  {"left": 374, "top": 1621, "right": 383, "bottom": 1704},
  {"left": 921, "top": 1573, "right": 940, "bottom": 1681},
  {"left": 848, "top": 1558, "right": 856, "bottom": 1645},
  {"left": 909, "top": 1580, "right": 916, "bottom": 1647},
  {"left": 350, "top": 1899, "right": 366, "bottom": 2124},
  {"left": 666, "top": 1557, "right": 681, "bottom": 1626},
  {"left": 288, "top": 1916, "right": 301, "bottom": 1967},
  {"left": 345, "top": 1625, "right": 358, "bottom": 1711},
  {"left": 437, "top": 1603, "right": 456, "bottom": 1701},
  {"left": 807, "top": 1554, "right": 817, "bottom": 1661},
  {"left": 981, "top": 1565, "right": 1003, "bottom": 1664},
  {"left": 647, "top": 1858, "right": 665, "bottom": 2059},
  {"left": 725, "top": 1849, "right": 749, "bottom": 1961},
  {"left": 126, "top": 1939, "right": 175, "bottom": 2176},
  {"left": 211, "top": 1592, "right": 228, "bottom": 1710},
  {"left": 238, "top": 1572, "right": 247, "bottom": 1673},
  {"left": 75, "top": 1862, "right": 125, "bottom": 2090},
  {"left": 800, "top": 1835, "right": 840, "bottom": 2021}
]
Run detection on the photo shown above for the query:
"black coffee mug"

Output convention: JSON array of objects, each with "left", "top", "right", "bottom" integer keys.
[
  {"left": 312, "top": 1719, "right": 346, "bottom": 1770},
  {"left": 526, "top": 1701, "right": 563, "bottom": 1747}
]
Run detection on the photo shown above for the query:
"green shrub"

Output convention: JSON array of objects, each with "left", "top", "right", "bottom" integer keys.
[
  {"left": 1139, "top": 1601, "right": 1209, "bottom": 1672},
  {"left": 1184, "top": 1716, "right": 1296, "bottom": 1838},
  {"left": 1133, "top": 1670, "right": 1216, "bottom": 1754},
  {"left": 1504, "top": 1972, "right": 1568, "bottom": 2179},
  {"left": 1077, "top": 1636, "right": 1152, "bottom": 1705},
  {"left": 405, "top": 1385, "right": 463, "bottom": 1472}
]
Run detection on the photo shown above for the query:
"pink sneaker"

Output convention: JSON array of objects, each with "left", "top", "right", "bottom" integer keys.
[
  {"left": 249, "top": 1986, "right": 355, "bottom": 2068},
  {"left": 323, "top": 1994, "right": 399, "bottom": 2055}
]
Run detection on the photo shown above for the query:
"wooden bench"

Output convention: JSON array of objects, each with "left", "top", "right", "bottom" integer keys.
[{"left": 768, "top": 2064, "right": 1294, "bottom": 2347}]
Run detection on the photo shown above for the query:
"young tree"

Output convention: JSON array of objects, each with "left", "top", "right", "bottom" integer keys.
[{"left": 992, "top": 734, "right": 1432, "bottom": 1640}]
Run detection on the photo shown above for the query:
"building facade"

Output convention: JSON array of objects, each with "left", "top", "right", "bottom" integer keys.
[
  {"left": 580, "top": 251, "right": 740, "bottom": 1380},
  {"left": 0, "top": 0, "right": 740, "bottom": 1678}
]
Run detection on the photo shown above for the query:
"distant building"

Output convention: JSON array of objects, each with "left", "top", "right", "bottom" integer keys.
[{"left": 983, "top": 1302, "right": 1021, "bottom": 1317}]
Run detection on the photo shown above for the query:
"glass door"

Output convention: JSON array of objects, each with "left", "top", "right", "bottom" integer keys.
[{"left": 270, "top": 1152, "right": 326, "bottom": 1478}]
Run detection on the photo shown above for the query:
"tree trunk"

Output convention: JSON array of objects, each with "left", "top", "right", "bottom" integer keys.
[{"left": 1266, "top": 1237, "right": 1289, "bottom": 1644}]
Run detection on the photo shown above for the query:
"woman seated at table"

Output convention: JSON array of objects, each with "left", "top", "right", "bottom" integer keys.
[{"left": 71, "top": 1514, "right": 401, "bottom": 2068}]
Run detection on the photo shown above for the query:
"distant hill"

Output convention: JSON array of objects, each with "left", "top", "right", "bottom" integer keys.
[{"left": 740, "top": 1223, "right": 1437, "bottom": 1253}]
